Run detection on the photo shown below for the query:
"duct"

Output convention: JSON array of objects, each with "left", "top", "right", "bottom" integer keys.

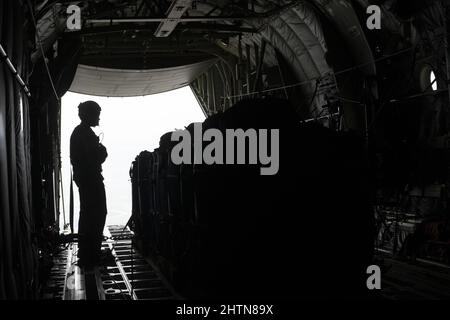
[
  {"left": 262, "top": 2, "right": 330, "bottom": 79},
  {"left": 313, "top": 0, "right": 376, "bottom": 77}
]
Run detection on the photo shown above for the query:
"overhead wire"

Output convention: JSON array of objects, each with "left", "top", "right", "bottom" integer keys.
[
  {"left": 26, "top": 0, "right": 60, "bottom": 102},
  {"left": 221, "top": 46, "right": 416, "bottom": 100},
  {"left": 367, "top": 44, "right": 449, "bottom": 131},
  {"left": 26, "top": 0, "right": 67, "bottom": 240}
]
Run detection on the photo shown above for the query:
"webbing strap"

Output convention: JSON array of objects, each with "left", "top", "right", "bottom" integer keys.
[{"left": 70, "top": 167, "right": 74, "bottom": 233}]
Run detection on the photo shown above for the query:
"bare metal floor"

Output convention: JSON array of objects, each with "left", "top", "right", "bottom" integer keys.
[{"left": 378, "top": 251, "right": 450, "bottom": 300}]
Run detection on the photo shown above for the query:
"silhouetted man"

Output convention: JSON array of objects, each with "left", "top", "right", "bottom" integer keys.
[{"left": 70, "top": 101, "right": 108, "bottom": 268}]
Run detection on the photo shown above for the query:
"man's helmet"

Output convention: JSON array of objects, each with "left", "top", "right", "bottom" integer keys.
[{"left": 78, "top": 100, "right": 101, "bottom": 122}]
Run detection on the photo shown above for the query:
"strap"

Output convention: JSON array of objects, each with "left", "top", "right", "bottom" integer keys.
[{"left": 70, "top": 167, "right": 74, "bottom": 233}]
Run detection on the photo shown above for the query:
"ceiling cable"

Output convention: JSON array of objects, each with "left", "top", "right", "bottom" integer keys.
[{"left": 222, "top": 46, "right": 415, "bottom": 100}]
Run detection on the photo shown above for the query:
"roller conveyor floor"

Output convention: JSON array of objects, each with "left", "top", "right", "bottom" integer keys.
[{"left": 43, "top": 225, "right": 179, "bottom": 300}]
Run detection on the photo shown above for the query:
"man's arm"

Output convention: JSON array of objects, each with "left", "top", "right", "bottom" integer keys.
[
  {"left": 71, "top": 126, "right": 107, "bottom": 178},
  {"left": 97, "top": 143, "right": 108, "bottom": 164}
]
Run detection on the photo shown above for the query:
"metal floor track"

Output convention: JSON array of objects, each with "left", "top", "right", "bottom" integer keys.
[
  {"left": 45, "top": 225, "right": 180, "bottom": 300},
  {"left": 100, "top": 225, "right": 178, "bottom": 300},
  {"left": 41, "top": 248, "right": 69, "bottom": 300}
]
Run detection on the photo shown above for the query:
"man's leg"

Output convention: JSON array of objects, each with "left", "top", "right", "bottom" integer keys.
[
  {"left": 86, "top": 179, "right": 108, "bottom": 265},
  {"left": 77, "top": 178, "right": 107, "bottom": 267},
  {"left": 77, "top": 183, "right": 89, "bottom": 265},
  {"left": 95, "top": 180, "right": 108, "bottom": 259}
]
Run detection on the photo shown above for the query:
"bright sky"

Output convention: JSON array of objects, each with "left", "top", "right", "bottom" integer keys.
[{"left": 60, "top": 87, "right": 205, "bottom": 230}]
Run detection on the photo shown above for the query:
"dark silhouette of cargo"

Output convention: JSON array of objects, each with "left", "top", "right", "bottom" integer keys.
[
  {"left": 130, "top": 98, "right": 375, "bottom": 299},
  {"left": 70, "top": 101, "right": 108, "bottom": 268}
]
